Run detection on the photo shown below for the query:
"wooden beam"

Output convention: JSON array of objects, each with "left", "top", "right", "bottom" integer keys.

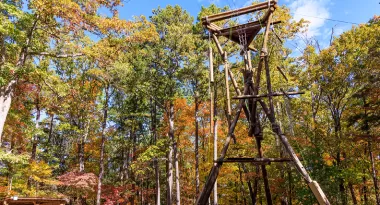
[
  {"left": 212, "top": 34, "right": 224, "bottom": 57},
  {"left": 233, "top": 91, "right": 305, "bottom": 99},
  {"left": 277, "top": 66, "right": 288, "bottom": 82},
  {"left": 219, "top": 157, "right": 296, "bottom": 163},
  {"left": 206, "top": 23, "right": 222, "bottom": 34},
  {"left": 201, "top": 0, "right": 277, "bottom": 24}
]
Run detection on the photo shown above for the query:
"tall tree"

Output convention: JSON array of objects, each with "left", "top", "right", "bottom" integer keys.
[{"left": 150, "top": 6, "right": 194, "bottom": 205}]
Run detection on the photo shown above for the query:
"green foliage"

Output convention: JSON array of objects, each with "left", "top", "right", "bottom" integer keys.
[{"left": 0, "top": 149, "right": 29, "bottom": 165}]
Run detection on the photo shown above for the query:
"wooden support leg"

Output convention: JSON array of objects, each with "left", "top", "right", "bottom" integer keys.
[
  {"left": 309, "top": 181, "right": 330, "bottom": 205},
  {"left": 258, "top": 100, "right": 330, "bottom": 205},
  {"left": 196, "top": 86, "right": 249, "bottom": 205}
]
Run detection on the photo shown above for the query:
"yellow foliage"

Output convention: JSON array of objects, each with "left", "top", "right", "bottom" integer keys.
[
  {"left": 26, "top": 161, "right": 58, "bottom": 185},
  {"left": 322, "top": 153, "right": 334, "bottom": 166}
]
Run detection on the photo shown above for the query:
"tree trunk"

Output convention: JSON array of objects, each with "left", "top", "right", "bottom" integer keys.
[
  {"left": 238, "top": 164, "right": 247, "bottom": 205},
  {"left": 348, "top": 183, "right": 358, "bottom": 205},
  {"left": 362, "top": 175, "right": 368, "bottom": 204},
  {"left": 256, "top": 137, "right": 273, "bottom": 205},
  {"left": 368, "top": 140, "right": 380, "bottom": 204},
  {"left": 337, "top": 151, "right": 347, "bottom": 205},
  {"left": 240, "top": 163, "right": 256, "bottom": 205},
  {"left": 131, "top": 127, "right": 138, "bottom": 205},
  {"left": 78, "top": 120, "right": 89, "bottom": 173},
  {"left": 0, "top": 17, "right": 38, "bottom": 139},
  {"left": 7, "top": 173, "right": 12, "bottom": 195},
  {"left": 174, "top": 142, "right": 181, "bottom": 205},
  {"left": 121, "top": 146, "right": 130, "bottom": 182},
  {"left": 288, "top": 169, "right": 292, "bottom": 205},
  {"left": 28, "top": 93, "right": 41, "bottom": 190},
  {"left": 195, "top": 92, "right": 200, "bottom": 197},
  {"left": 151, "top": 98, "right": 161, "bottom": 205},
  {"left": 334, "top": 119, "right": 347, "bottom": 205},
  {"left": 96, "top": 84, "right": 110, "bottom": 205},
  {"left": 47, "top": 114, "right": 54, "bottom": 144},
  {"left": 0, "top": 80, "right": 16, "bottom": 140},
  {"left": 155, "top": 159, "right": 161, "bottom": 205},
  {"left": 166, "top": 101, "right": 175, "bottom": 205}
]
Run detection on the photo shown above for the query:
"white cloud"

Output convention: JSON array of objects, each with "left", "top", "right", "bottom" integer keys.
[{"left": 289, "top": 0, "right": 330, "bottom": 37}]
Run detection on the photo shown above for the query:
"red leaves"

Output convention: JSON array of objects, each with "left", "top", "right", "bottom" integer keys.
[{"left": 57, "top": 172, "right": 97, "bottom": 190}]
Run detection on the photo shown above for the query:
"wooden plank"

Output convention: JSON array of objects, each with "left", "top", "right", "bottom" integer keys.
[
  {"left": 216, "top": 20, "right": 282, "bottom": 37},
  {"left": 226, "top": 33, "right": 259, "bottom": 52},
  {"left": 233, "top": 91, "right": 305, "bottom": 99},
  {"left": 201, "top": 0, "right": 277, "bottom": 24}
]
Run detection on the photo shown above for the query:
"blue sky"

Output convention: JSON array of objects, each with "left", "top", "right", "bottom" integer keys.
[{"left": 113, "top": 0, "right": 379, "bottom": 51}]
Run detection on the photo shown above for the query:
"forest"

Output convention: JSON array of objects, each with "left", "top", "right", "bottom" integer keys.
[{"left": 0, "top": 0, "right": 379, "bottom": 204}]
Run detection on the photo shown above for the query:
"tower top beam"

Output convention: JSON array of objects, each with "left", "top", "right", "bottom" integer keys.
[{"left": 201, "top": 0, "right": 277, "bottom": 25}]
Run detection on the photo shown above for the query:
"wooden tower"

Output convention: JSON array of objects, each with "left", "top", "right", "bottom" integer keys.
[{"left": 197, "top": 1, "right": 330, "bottom": 204}]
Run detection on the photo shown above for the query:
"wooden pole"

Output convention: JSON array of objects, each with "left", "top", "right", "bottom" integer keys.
[
  {"left": 247, "top": 51, "right": 253, "bottom": 70},
  {"left": 224, "top": 52, "right": 231, "bottom": 118},
  {"left": 209, "top": 46, "right": 214, "bottom": 83},
  {"left": 212, "top": 59, "right": 218, "bottom": 205},
  {"left": 233, "top": 91, "right": 305, "bottom": 99},
  {"left": 209, "top": 46, "right": 214, "bottom": 135}
]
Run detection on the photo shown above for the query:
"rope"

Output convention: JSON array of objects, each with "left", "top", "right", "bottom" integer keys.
[{"left": 226, "top": 0, "right": 248, "bottom": 54}]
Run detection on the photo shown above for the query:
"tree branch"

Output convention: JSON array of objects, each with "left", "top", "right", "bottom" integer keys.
[{"left": 28, "top": 52, "right": 84, "bottom": 58}]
